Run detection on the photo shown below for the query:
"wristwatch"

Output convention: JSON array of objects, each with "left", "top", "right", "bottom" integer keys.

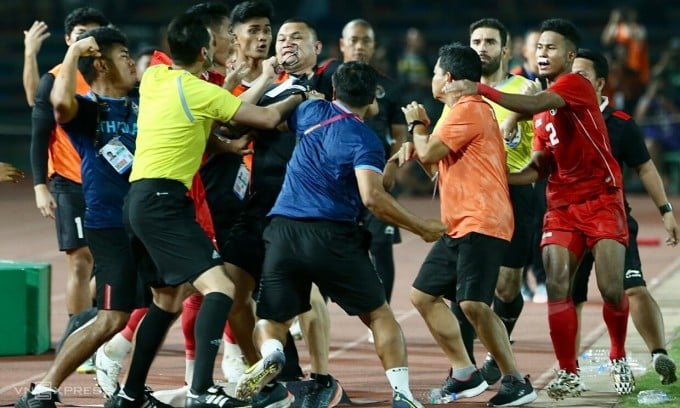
[
  {"left": 407, "top": 120, "right": 426, "bottom": 134},
  {"left": 659, "top": 202, "right": 673, "bottom": 216}
]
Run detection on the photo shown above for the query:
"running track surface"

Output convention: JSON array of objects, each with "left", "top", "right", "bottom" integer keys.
[{"left": 1, "top": 180, "right": 678, "bottom": 407}]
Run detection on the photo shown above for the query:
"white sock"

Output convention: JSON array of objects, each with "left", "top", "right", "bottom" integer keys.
[
  {"left": 31, "top": 384, "right": 57, "bottom": 395},
  {"left": 260, "top": 339, "right": 284, "bottom": 358},
  {"left": 223, "top": 341, "right": 243, "bottom": 358},
  {"left": 105, "top": 333, "right": 133, "bottom": 361},
  {"left": 185, "top": 359, "right": 195, "bottom": 386},
  {"left": 385, "top": 367, "right": 413, "bottom": 400}
]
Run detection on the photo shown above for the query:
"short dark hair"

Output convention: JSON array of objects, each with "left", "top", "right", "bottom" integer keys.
[
  {"left": 438, "top": 43, "right": 481, "bottom": 82},
  {"left": 64, "top": 7, "right": 109, "bottom": 34},
  {"left": 469, "top": 18, "right": 509, "bottom": 47},
  {"left": 166, "top": 12, "right": 211, "bottom": 66},
  {"left": 280, "top": 18, "right": 318, "bottom": 41},
  {"left": 230, "top": 0, "right": 273, "bottom": 27},
  {"left": 76, "top": 26, "right": 128, "bottom": 84},
  {"left": 332, "top": 61, "right": 377, "bottom": 107},
  {"left": 540, "top": 18, "right": 581, "bottom": 50},
  {"left": 576, "top": 48, "right": 610, "bottom": 81},
  {"left": 185, "top": 2, "right": 230, "bottom": 31}
]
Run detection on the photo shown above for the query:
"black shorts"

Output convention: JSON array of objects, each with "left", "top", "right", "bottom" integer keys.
[
  {"left": 572, "top": 216, "right": 643, "bottom": 304},
  {"left": 219, "top": 212, "right": 267, "bottom": 280},
  {"left": 413, "top": 232, "right": 508, "bottom": 304},
  {"left": 86, "top": 228, "right": 151, "bottom": 311},
  {"left": 503, "top": 184, "right": 534, "bottom": 268},
  {"left": 362, "top": 211, "right": 401, "bottom": 246},
  {"left": 256, "top": 217, "right": 386, "bottom": 322},
  {"left": 124, "top": 179, "right": 223, "bottom": 287},
  {"left": 50, "top": 174, "right": 88, "bottom": 251}
]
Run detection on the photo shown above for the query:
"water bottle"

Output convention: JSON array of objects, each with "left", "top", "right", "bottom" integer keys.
[
  {"left": 579, "top": 348, "right": 610, "bottom": 376},
  {"left": 637, "top": 389, "right": 671, "bottom": 405},
  {"left": 626, "top": 353, "right": 647, "bottom": 377},
  {"left": 428, "top": 388, "right": 457, "bottom": 404}
]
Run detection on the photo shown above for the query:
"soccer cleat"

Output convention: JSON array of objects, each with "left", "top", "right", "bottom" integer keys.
[
  {"left": 653, "top": 353, "right": 678, "bottom": 385},
  {"left": 252, "top": 383, "right": 293, "bottom": 408},
  {"left": 487, "top": 375, "right": 537, "bottom": 407},
  {"left": 185, "top": 386, "right": 250, "bottom": 408},
  {"left": 235, "top": 350, "right": 285, "bottom": 400},
  {"left": 300, "top": 376, "right": 343, "bottom": 408},
  {"left": 545, "top": 370, "right": 585, "bottom": 400},
  {"left": 15, "top": 384, "right": 60, "bottom": 408},
  {"left": 441, "top": 369, "right": 488, "bottom": 399},
  {"left": 96, "top": 346, "right": 124, "bottom": 398},
  {"left": 480, "top": 353, "right": 502, "bottom": 385},
  {"left": 610, "top": 358, "right": 635, "bottom": 395},
  {"left": 391, "top": 391, "right": 423, "bottom": 408}
]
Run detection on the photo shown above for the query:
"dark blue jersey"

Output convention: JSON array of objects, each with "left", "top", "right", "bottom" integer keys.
[
  {"left": 269, "top": 100, "right": 385, "bottom": 223},
  {"left": 61, "top": 93, "right": 139, "bottom": 228}
]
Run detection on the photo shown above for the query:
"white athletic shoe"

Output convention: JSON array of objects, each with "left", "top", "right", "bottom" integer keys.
[
  {"left": 95, "top": 346, "right": 123, "bottom": 398},
  {"left": 222, "top": 343, "right": 247, "bottom": 383},
  {"left": 152, "top": 384, "right": 190, "bottom": 408}
]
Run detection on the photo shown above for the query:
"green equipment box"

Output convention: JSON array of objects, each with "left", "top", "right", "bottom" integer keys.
[{"left": 0, "top": 260, "right": 51, "bottom": 355}]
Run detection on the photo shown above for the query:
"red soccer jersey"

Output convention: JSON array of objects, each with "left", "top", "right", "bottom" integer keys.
[{"left": 532, "top": 73, "right": 623, "bottom": 208}]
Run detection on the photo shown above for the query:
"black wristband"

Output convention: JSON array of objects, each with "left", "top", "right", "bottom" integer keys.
[
  {"left": 659, "top": 202, "right": 673, "bottom": 216},
  {"left": 407, "top": 120, "right": 426, "bottom": 134}
]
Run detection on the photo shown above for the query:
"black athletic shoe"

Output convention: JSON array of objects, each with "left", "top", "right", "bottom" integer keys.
[
  {"left": 104, "top": 386, "right": 173, "bottom": 408},
  {"left": 480, "top": 353, "right": 502, "bottom": 385},
  {"left": 488, "top": 375, "right": 537, "bottom": 407},
  {"left": 186, "top": 386, "right": 250, "bottom": 408},
  {"left": 15, "top": 384, "right": 60, "bottom": 408},
  {"left": 251, "top": 382, "right": 293, "bottom": 408},
  {"left": 440, "top": 369, "right": 488, "bottom": 399}
]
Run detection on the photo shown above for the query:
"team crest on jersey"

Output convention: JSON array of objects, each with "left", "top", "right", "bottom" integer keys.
[
  {"left": 375, "top": 85, "right": 385, "bottom": 99},
  {"left": 131, "top": 101, "right": 139, "bottom": 116},
  {"left": 535, "top": 118, "right": 543, "bottom": 128},
  {"left": 549, "top": 108, "right": 557, "bottom": 116}
]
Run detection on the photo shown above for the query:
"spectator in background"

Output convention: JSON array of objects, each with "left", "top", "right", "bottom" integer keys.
[
  {"left": 510, "top": 27, "right": 541, "bottom": 81},
  {"left": 602, "top": 7, "right": 649, "bottom": 112},
  {"left": 634, "top": 38, "right": 680, "bottom": 186},
  {"left": 395, "top": 27, "right": 437, "bottom": 196}
]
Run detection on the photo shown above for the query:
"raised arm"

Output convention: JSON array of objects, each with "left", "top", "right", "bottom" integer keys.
[
  {"left": 30, "top": 73, "right": 58, "bottom": 218},
  {"left": 23, "top": 21, "right": 51, "bottom": 107},
  {"left": 51, "top": 37, "right": 101, "bottom": 123},
  {"left": 444, "top": 79, "right": 566, "bottom": 115}
]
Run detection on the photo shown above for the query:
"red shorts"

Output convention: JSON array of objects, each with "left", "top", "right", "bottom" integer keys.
[{"left": 541, "top": 190, "right": 628, "bottom": 259}]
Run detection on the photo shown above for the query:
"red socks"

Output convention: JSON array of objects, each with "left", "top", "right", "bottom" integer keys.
[
  {"left": 121, "top": 307, "right": 148, "bottom": 341},
  {"left": 548, "top": 299, "right": 578, "bottom": 373},
  {"left": 603, "top": 295, "right": 630, "bottom": 360}
]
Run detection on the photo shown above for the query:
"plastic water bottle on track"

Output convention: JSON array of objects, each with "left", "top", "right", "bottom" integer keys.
[
  {"left": 579, "top": 348, "right": 610, "bottom": 376},
  {"left": 428, "top": 388, "right": 457, "bottom": 404},
  {"left": 637, "top": 389, "right": 671, "bottom": 405}
]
